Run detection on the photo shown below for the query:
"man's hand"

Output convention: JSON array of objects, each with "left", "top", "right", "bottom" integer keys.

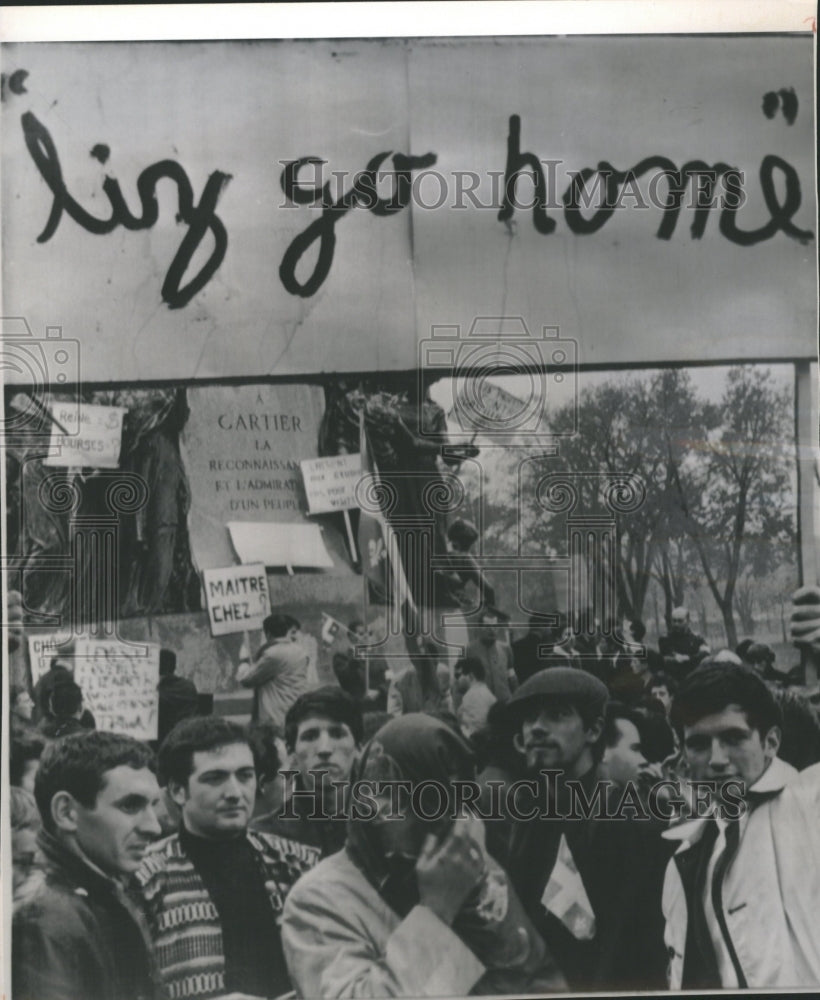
[
  {"left": 791, "top": 585, "right": 820, "bottom": 654},
  {"left": 416, "top": 820, "right": 485, "bottom": 926}
]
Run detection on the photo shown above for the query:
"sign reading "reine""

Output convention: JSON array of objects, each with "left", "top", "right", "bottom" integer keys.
[
  {"left": 44, "top": 403, "right": 126, "bottom": 469},
  {"left": 203, "top": 562, "right": 270, "bottom": 636}
]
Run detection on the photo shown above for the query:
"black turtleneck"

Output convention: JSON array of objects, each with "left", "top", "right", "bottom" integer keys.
[{"left": 179, "top": 825, "right": 288, "bottom": 998}]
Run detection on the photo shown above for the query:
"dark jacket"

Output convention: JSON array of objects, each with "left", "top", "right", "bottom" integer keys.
[
  {"left": 251, "top": 781, "right": 349, "bottom": 858},
  {"left": 157, "top": 673, "right": 199, "bottom": 745},
  {"left": 33, "top": 665, "right": 71, "bottom": 723},
  {"left": 658, "top": 630, "right": 707, "bottom": 677},
  {"left": 511, "top": 634, "right": 565, "bottom": 684},
  {"left": 13, "top": 829, "right": 161, "bottom": 1000},
  {"left": 332, "top": 648, "right": 388, "bottom": 710},
  {"left": 500, "top": 766, "right": 674, "bottom": 991},
  {"left": 38, "top": 716, "right": 88, "bottom": 739}
]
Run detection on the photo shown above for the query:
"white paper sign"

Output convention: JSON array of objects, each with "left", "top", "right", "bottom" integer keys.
[
  {"left": 73, "top": 639, "right": 160, "bottom": 741},
  {"left": 202, "top": 563, "right": 270, "bottom": 637},
  {"left": 301, "top": 454, "right": 362, "bottom": 514},
  {"left": 227, "top": 521, "right": 334, "bottom": 569},
  {"left": 44, "top": 403, "right": 126, "bottom": 469}
]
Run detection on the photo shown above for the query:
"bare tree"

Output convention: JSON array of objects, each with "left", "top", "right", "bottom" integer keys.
[{"left": 669, "top": 366, "right": 794, "bottom": 648}]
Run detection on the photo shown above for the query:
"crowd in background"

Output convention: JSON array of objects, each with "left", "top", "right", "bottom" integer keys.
[{"left": 6, "top": 582, "right": 820, "bottom": 1000}]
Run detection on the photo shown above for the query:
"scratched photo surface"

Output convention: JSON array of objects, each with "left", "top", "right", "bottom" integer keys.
[{"left": 2, "top": 20, "right": 819, "bottom": 1000}]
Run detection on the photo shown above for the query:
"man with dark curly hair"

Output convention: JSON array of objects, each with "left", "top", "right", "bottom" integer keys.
[
  {"left": 662, "top": 662, "right": 820, "bottom": 989},
  {"left": 136, "top": 716, "right": 319, "bottom": 1000},
  {"left": 13, "top": 731, "right": 163, "bottom": 1000}
]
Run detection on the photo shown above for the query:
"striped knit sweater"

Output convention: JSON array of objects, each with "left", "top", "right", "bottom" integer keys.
[{"left": 135, "top": 829, "right": 319, "bottom": 1000}]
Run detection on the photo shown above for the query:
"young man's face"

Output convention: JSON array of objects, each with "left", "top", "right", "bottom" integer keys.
[
  {"left": 650, "top": 684, "right": 672, "bottom": 713},
  {"left": 454, "top": 666, "right": 470, "bottom": 694},
  {"left": 172, "top": 742, "right": 256, "bottom": 839},
  {"left": 292, "top": 714, "right": 358, "bottom": 788},
  {"left": 600, "top": 718, "right": 649, "bottom": 787},
  {"left": 514, "top": 701, "right": 602, "bottom": 777},
  {"left": 682, "top": 704, "right": 780, "bottom": 794},
  {"left": 73, "top": 765, "right": 162, "bottom": 875}
]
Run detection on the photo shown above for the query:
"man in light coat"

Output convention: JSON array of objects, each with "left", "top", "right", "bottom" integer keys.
[
  {"left": 238, "top": 613, "right": 310, "bottom": 729},
  {"left": 454, "top": 656, "right": 496, "bottom": 739},
  {"left": 662, "top": 661, "right": 820, "bottom": 989}
]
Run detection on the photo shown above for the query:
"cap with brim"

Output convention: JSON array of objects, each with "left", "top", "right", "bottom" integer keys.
[{"left": 503, "top": 666, "right": 608, "bottom": 724}]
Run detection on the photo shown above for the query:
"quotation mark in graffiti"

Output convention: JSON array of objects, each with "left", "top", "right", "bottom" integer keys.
[
  {"left": 762, "top": 88, "right": 798, "bottom": 124},
  {"left": 0, "top": 68, "right": 29, "bottom": 102}
]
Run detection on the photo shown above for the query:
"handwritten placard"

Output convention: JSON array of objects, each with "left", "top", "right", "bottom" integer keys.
[
  {"left": 301, "top": 454, "right": 362, "bottom": 514},
  {"left": 203, "top": 563, "right": 270, "bottom": 637},
  {"left": 73, "top": 640, "right": 160, "bottom": 741},
  {"left": 44, "top": 403, "right": 126, "bottom": 469}
]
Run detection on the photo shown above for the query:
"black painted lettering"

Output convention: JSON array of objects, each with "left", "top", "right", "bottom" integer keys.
[{"left": 21, "top": 111, "right": 231, "bottom": 309}]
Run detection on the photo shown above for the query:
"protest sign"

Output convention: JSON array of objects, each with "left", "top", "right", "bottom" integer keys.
[
  {"left": 44, "top": 403, "right": 127, "bottom": 469},
  {"left": 203, "top": 563, "right": 270, "bottom": 637},
  {"left": 73, "top": 639, "right": 160, "bottom": 741},
  {"left": 227, "top": 522, "right": 334, "bottom": 572},
  {"left": 301, "top": 454, "right": 362, "bottom": 514}
]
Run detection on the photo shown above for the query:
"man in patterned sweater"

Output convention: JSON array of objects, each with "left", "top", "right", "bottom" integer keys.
[{"left": 136, "top": 717, "right": 319, "bottom": 1000}]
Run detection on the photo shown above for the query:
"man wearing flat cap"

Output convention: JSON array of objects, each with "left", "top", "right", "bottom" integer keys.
[{"left": 493, "top": 667, "right": 673, "bottom": 992}]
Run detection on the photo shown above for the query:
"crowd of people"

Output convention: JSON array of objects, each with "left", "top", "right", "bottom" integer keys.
[{"left": 7, "top": 586, "right": 820, "bottom": 999}]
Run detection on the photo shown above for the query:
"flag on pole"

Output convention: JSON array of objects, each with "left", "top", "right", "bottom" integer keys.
[
  {"left": 320, "top": 612, "right": 345, "bottom": 647},
  {"left": 357, "top": 414, "right": 416, "bottom": 626}
]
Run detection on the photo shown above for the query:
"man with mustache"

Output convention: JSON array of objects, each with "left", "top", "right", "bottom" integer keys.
[
  {"left": 136, "top": 717, "right": 319, "bottom": 1000},
  {"left": 496, "top": 667, "right": 673, "bottom": 991},
  {"left": 13, "top": 731, "right": 163, "bottom": 1000}
]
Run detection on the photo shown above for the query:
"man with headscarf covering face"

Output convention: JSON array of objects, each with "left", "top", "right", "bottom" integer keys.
[{"left": 281, "top": 714, "right": 565, "bottom": 998}]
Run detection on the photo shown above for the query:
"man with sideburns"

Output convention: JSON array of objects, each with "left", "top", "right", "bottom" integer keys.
[
  {"left": 136, "top": 717, "right": 319, "bottom": 1000},
  {"left": 662, "top": 662, "right": 820, "bottom": 989},
  {"left": 495, "top": 667, "right": 672, "bottom": 991}
]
